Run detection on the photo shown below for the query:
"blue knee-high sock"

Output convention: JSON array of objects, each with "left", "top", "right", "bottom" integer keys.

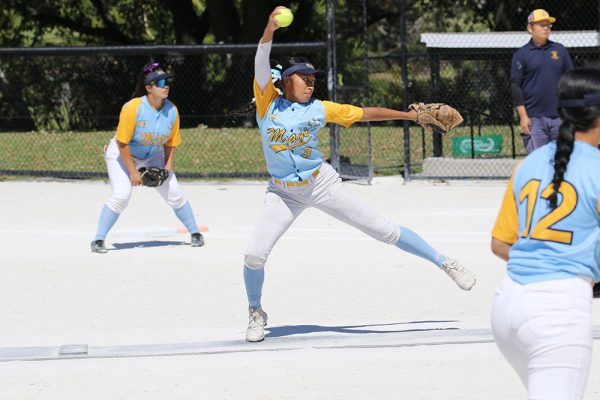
[
  {"left": 394, "top": 227, "right": 445, "bottom": 266},
  {"left": 174, "top": 202, "right": 199, "bottom": 234},
  {"left": 244, "top": 265, "right": 264, "bottom": 309},
  {"left": 94, "top": 205, "right": 120, "bottom": 241}
]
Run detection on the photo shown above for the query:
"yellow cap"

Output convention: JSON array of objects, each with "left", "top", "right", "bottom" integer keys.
[{"left": 527, "top": 9, "right": 556, "bottom": 24}]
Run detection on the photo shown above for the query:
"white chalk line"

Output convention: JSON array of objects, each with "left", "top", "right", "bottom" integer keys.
[
  {"left": 1, "top": 326, "right": 599, "bottom": 363},
  {"left": 0, "top": 227, "right": 490, "bottom": 243}
]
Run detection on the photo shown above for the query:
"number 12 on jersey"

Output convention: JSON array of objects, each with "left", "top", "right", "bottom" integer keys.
[{"left": 519, "top": 179, "right": 577, "bottom": 244}]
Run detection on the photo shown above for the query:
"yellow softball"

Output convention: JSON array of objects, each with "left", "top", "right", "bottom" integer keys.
[{"left": 274, "top": 8, "right": 294, "bottom": 28}]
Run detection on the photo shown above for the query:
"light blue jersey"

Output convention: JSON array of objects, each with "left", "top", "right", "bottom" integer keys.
[
  {"left": 253, "top": 79, "right": 363, "bottom": 182},
  {"left": 115, "top": 96, "right": 181, "bottom": 160},
  {"left": 493, "top": 141, "right": 600, "bottom": 284}
]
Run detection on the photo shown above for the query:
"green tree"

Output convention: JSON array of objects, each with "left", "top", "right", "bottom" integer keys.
[
  {"left": 0, "top": 0, "right": 328, "bottom": 46},
  {"left": 0, "top": 1, "right": 328, "bottom": 130}
]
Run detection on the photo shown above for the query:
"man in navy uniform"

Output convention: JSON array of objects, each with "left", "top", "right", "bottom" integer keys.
[{"left": 511, "top": 9, "right": 573, "bottom": 153}]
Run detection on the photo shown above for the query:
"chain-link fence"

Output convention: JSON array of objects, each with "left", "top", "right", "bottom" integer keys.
[
  {"left": 327, "top": 0, "right": 373, "bottom": 181},
  {"left": 355, "top": 2, "right": 600, "bottom": 180},
  {"left": 404, "top": 30, "right": 600, "bottom": 180},
  {"left": 0, "top": 44, "right": 327, "bottom": 179},
  {"left": 0, "top": 1, "right": 599, "bottom": 180}
]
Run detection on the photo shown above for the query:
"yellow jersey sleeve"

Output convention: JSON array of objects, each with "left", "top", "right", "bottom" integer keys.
[
  {"left": 492, "top": 171, "right": 520, "bottom": 244},
  {"left": 253, "top": 79, "right": 279, "bottom": 120},
  {"left": 166, "top": 111, "right": 181, "bottom": 147},
  {"left": 322, "top": 101, "right": 364, "bottom": 128},
  {"left": 115, "top": 98, "right": 142, "bottom": 144}
]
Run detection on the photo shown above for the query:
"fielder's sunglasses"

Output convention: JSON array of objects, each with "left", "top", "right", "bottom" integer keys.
[{"left": 152, "top": 79, "right": 172, "bottom": 88}]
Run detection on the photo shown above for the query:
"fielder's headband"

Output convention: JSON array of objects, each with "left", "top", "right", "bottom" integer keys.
[
  {"left": 281, "top": 62, "right": 326, "bottom": 79},
  {"left": 558, "top": 92, "right": 600, "bottom": 108},
  {"left": 271, "top": 67, "right": 282, "bottom": 81},
  {"left": 143, "top": 69, "right": 173, "bottom": 85}
]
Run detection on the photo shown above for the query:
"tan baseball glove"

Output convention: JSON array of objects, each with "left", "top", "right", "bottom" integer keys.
[{"left": 409, "top": 102, "right": 464, "bottom": 133}]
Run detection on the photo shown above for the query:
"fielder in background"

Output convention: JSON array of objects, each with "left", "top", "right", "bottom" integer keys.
[
  {"left": 511, "top": 9, "right": 573, "bottom": 153},
  {"left": 243, "top": 7, "right": 475, "bottom": 343},
  {"left": 90, "top": 62, "right": 204, "bottom": 253},
  {"left": 491, "top": 68, "right": 600, "bottom": 400}
]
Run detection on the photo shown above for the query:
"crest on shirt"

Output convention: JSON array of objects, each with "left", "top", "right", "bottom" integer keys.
[
  {"left": 551, "top": 51, "right": 559, "bottom": 60},
  {"left": 137, "top": 120, "right": 148, "bottom": 128},
  {"left": 268, "top": 113, "right": 279, "bottom": 123},
  {"left": 516, "top": 60, "right": 524, "bottom": 70},
  {"left": 307, "top": 117, "right": 322, "bottom": 128}
]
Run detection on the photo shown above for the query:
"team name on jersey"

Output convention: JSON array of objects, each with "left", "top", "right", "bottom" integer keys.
[
  {"left": 267, "top": 127, "right": 311, "bottom": 153},
  {"left": 138, "top": 132, "right": 170, "bottom": 146}
]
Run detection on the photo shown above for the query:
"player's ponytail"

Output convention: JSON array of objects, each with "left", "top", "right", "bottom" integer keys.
[
  {"left": 549, "top": 121, "right": 575, "bottom": 208},
  {"left": 131, "top": 68, "right": 149, "bottom": 99},
  {"left": 551, "top": 68, "right": 600, "bottom": 208},
  {"left": 230, "top": 99, "right": 259, "bottom": 116}
]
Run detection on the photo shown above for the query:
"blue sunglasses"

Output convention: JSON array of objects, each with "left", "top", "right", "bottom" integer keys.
[{"left": 153, "top": 79, "right": 171, "bottom": 88}]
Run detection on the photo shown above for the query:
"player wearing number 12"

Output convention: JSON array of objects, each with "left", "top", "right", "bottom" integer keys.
[{"left": 491, "top": 68, "right": 600, "bottom": 399}]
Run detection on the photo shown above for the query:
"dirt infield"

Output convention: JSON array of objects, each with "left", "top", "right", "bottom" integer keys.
[{"left": 0, "top": 178, "right": 598, "bottom": 399}]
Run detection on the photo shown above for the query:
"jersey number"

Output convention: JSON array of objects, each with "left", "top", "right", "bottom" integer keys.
[{"left": 519, "top": 179, "right": 577, "bottom": 244}]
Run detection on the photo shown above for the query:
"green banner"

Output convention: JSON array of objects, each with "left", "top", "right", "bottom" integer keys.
[{"left": 452, "top": 135, "right": 503, "bottom": 156}]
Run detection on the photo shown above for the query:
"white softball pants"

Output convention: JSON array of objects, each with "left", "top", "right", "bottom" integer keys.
[
  {"left": 104, "top": 139, "right": 187, "bottom": 213},
  {"left": 244, "top": 162, "right": 401, "bottom": 269},
  {"left": 491, "top": 275, "right": 594, "bottom": 400}
]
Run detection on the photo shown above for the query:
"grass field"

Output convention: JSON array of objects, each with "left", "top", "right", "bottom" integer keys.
[{"left": 0, "top": 124, "right": 525, "bottom": 177}]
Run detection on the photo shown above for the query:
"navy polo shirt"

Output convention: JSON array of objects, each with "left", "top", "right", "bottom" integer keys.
[{"left": 511, "top": 39, "right": 573, "bottom": 118}]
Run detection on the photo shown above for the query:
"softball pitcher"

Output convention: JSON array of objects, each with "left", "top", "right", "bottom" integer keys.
[
  {"left": 243, "top": 7, "right": 476, "bottom": 342},
  {"left": 90, "top": 62, "right": 204, "bottom": 253},
  {"left": 491, "top": 68, "right": 600, "bottom": 399}
]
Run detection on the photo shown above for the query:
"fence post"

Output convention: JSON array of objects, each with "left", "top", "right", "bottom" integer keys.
[
  {"left": 327, "top": 0, "right": 340, "bottom": 171},
  {"left": 400, "top": 0, "right": 411, "bottom": 182},
  {"left": 429, "top": 51, "right": 443, "bottom": 157},
  {"left": 362, "top": 0, "right": 373, "bottom": 182}
]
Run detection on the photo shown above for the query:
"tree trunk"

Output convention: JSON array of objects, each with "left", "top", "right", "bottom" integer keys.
[
  {"left": 0, "top": 71, "right": 36, "bottom": 131},
  {"left": 164, "top": 0, "right": 209, "bottom": 44},
  {"left": 206, "top": 0, "right": 241, "bottom": 43}
]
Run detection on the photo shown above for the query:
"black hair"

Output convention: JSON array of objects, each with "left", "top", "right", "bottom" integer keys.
[
  {"left": 131, "top": 61, "right": 164, "bottom": 99},
  {"left": 550, "top": 68, "right": 600, "bottom": 208}
]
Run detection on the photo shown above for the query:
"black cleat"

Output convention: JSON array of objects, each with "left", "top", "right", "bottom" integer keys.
[
  {"left": 190, "top": 232, "right": 205, "bottom": 247},
  {"left": 90, "top": 240, "right": 108, "bottom": 254}
]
